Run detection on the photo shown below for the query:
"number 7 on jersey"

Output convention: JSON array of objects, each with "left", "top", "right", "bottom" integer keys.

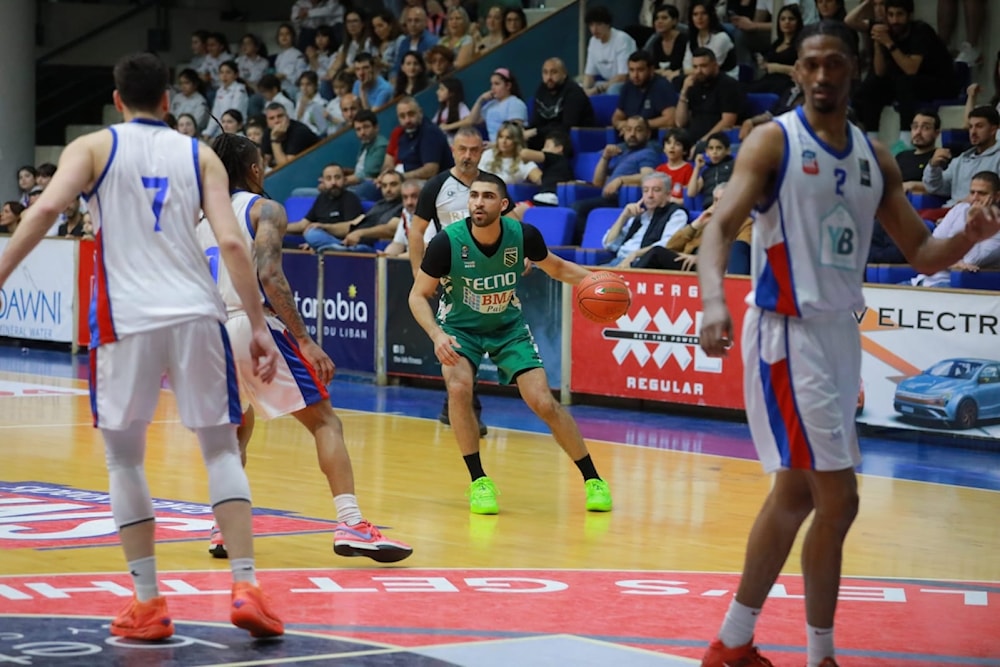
[{"left": 141, "top": 176, "right": 170, "bottom": 231}]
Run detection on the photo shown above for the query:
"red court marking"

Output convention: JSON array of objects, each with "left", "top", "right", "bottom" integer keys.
[{"left": 0, "top": 570, "right": 996, "bottom": 665}]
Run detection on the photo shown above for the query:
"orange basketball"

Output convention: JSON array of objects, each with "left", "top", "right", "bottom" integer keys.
[{"left": 576, "top": 271, "right": 631, "bottom": 323}]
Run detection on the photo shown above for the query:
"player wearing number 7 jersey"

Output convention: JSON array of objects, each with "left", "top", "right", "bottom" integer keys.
[
  {"left": 0, "top": 53, "right": 285, "bottom": 641},
  {"left": 695, "top": 21, "right": 1000, "bottom": 667},
  {"left": 197, "top": 133, "right": 412, "bottom": 564}
]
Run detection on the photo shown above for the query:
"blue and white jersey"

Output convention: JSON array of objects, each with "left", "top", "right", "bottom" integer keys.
[
  {"left": 88, "top": 119, "right": 224, "bottom": 347},
  {"left": 749, "top": 107, "right": 884, "bottom": 318},
  {"left": 197, "top": 190, "right": 262, "bottom": 314}
]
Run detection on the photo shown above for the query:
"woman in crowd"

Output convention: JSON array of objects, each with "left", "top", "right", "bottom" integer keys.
[
  {"left": 503, "top": 7, "right": 528, "bottom": 38},
  {"left": 439, "top": 6, "right": 476, "bottom": 69},
  {"left": 170, "top": 68, "right": 210, "bottom": 133},
  {"left": 644, "top": 4, "right": 688, "bottom": 84},
  {"left": 220, "top": 109, "right": 246, "bottom": 135},
  {"left": 478, "top": 121, "right": 541, "bottom": 185},
  {"left": 307, "top": 25, "right": 337, "bottom": 99},
  {"left": 394, "top": 51, "right": 431, "bottom": 98},
  {"left": 745, "top": 4, "right": 802, "bottom": 96},
  {"left": 446, "top": 67, "right": 527, "bottom": 142},
  {"left": 236, "top": 33, "right": 269, "bottom": 90},
  {"left": 296, "top": 70, "right": 329, "bottom": 136},
  {"left": 273, "top": 23, "right": 308, "bottom": 99},
  {"left": 475, "top": 5, "right": 506, "bottom": 56},
  {"left": 681, "top": 0, "right": 736, "bottom": 81},
  {"left": 0, "top": 201, "right": 24, "bottom": 235},
  {"left": 327, "top": 10, "right": 374, "bottom": 79},
  {"left": 15, "top": 167, "right": 36, "bottom": 207},
  {"left": 205, "top": 60, "right": 249, "bottom": 139},
  {"left": 433, "top": 77, "right": 470, "bottom": 143},
  {"left": 176, "top": 113, "right": 200, "bottom": 138},
  {"left": 371, "top": 10, "right": 402, "bottom": 76}
]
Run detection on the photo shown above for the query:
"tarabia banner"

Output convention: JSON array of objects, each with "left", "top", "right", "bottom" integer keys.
[
  {"left": 570, "top": 271, "right": 749, "bottom": 409},
  {"left": 321, "top": 253, "right": 376, "bottom": 373}
]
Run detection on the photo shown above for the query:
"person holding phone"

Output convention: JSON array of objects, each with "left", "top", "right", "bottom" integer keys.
[{"left": 600, "top": 171, "right": 688, "bottom": 267}]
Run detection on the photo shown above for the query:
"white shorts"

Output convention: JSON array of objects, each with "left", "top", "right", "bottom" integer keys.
[
  {"left": 90, "top": 317, "right": 240, "bottom": 431},
  {"left": 742, "top": 307, "right": 862, "bottom": 473},
  {"left": 225, "top": 313, "right": 329, "bottom": 420}
]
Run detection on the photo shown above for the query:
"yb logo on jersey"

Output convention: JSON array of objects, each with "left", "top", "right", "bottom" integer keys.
[{"left": 0, "top": 482, "right": 337, "bottom": 550}]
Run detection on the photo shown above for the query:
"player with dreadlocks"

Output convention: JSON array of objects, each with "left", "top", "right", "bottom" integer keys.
[{"left": 198, "top": 132, "right": 413, "bottom": 563}]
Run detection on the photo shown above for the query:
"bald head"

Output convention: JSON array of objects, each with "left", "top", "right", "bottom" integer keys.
[
  {"left": 542, "top": 58, "right": 567, "bottom": 89},
  {"left": 340, "top": 93, "right": 359, "bottom": 125},
  {"left": 405, "top": 6, "right": 427, "bottom": 36}
]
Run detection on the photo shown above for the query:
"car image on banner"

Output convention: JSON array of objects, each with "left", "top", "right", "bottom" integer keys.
[{"left": 893, "top": 358, "right": 1000, "bottom": 429}]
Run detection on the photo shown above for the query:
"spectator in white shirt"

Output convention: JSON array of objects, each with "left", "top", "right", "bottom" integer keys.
[
  {"left": 478, "top": 121, "right": 541, "bottom": 185},
  {"left": 236, "top": 33, "right": 268, "bottom": 89},
  {"left": 296, "top": 71, "right": 329, "bottom": 136},
  {"left": 170, "top": 68, "right": 210, "bottom": 133},
  {"left": 220, "top": 109, "right": 245, "bottom": 135},
  {"left": 290, "top": 0, "right": 346, "bottom": 51},
  {"left": 197, "top": 32, "right": 230, "bottom": 92},
  {"left": 257, "top": 75, "right": 296, "bottom": 118},
  {"left": 582, "top": 5, "right": 637, "bottom": 96},
  {"left": 186, "top": 30, "right": 210, "bottom": 72},
  {"left": 308, "top": 25, "right": 337, "bottom": 100},
  {"left": 273, "top": 23, "right": 309, "bottom": 100},
  {"left": 204, "top": 60, "right": 249, "bottom": 139},
  {"left": 176, "top": 113, "right": 199, "bottom": 138}
]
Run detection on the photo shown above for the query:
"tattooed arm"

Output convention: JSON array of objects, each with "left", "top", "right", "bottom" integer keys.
[{"left": 253, "top": 198, "right": 336, "bottom": 385}]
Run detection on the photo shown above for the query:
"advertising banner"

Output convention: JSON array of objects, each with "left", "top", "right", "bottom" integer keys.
[
  {"left": 856, "top": 285, "right": 1000, "bottom": 439},
  {"left": 384, "top": 258, "right": 563, "bottom": 388},
  {"left": 0, "top": 238, "right": 76, "bottom": 343},
  {"left": 76, "top": 240, "right": 96, "bottom": 348},
  {"left": 321, "top": 253, "right": 377, "bottom": 373},
  {"left": 570, "top": 271, "right": 749, "bottom": 409},
  {"left": 282, "top": 251, "right": 320, "bottom": 338}
]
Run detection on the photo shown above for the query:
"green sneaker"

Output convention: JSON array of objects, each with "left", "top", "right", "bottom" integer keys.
[
  {"left": 467, "top": 477, "right": 499, "bottom": 515},
  {"left": 584, "top": 478, "right": 612, "bottom": 512}
]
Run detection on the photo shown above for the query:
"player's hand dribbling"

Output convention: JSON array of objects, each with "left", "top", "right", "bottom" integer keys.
[
  {"left": 432, "top": 330, "right": 462, "bottom": 366},
  {"left": 699, "top": 299, "right": 733, "bottom": 357},
  {"left": 299, "top": 338, "right": 336, "bottom": 386},
  {"left": 250, "top": 328, "right": 280, "bottom": 383}
]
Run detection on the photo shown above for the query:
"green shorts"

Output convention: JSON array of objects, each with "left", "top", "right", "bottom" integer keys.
[{"left": 443, "top": 320, "right": 544, "bottom": 385}]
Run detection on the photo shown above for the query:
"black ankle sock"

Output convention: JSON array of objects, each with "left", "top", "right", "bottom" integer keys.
[
  {"left": 464, "top": 452, "right": 486, "bottom": 481},
  {"left": 574, "top": 454, "right": 600, "bottom": 481}
]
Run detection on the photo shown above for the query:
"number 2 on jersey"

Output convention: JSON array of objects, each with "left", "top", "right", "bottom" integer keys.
[
  {"left": 834, "top": 168, "right": 847, "bottom": 196},
  {"left": 141, "top": 176, "right": 169, "bottom": 231}
]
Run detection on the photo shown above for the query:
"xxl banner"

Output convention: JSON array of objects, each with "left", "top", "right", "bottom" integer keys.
[
  {"left": 0, "top": 238, "right": 76, "bottom": 344},
  {"left": 321, "top": 253, "right": 376, "bottom": 373},
  {"left": 856, "top": 285, "right": 1000, "bottom": 438},
  {"left": 384, "top": 259, "right": 563, "bottom": 388},
  {"left": 570, "top": 271, "right": 749, "bottom": 409}
]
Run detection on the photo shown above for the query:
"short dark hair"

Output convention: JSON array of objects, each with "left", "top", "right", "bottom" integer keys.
[
  {"left": 354, "top": 109, "right": 378, "bottom": 126},
  {"left": 971, "top": 171, "right": 1000, "bottom": 191},
  {"left": 690, "top": 47, "right": 716, "bottom": 62},
  {"left": 545, "top": 129, "right": 570, "bottom": 155},
  {"left": 912, "top": 109, "right": 941, "bottom": 130},
  {"left": 706, "top": 131, "right": 732, "bottom": 149},
  {"left": 628, "top": 50, "right": 655, "bottom": 67},
  {"left": 36, "top": 163, "right": 57, "bottom": 178},
  {"left": 969, "top": 105, "right": 1000, "bottom": 127},
  {"left": 885, "top": 0, "right": 914, "bottom": 13},
  {"left": 663, "top": 128, "right": 692, "bottom": 153},
  {"left": 795, "top": 19, "right": 859, "bottom": 58},
  {"left": 472, "top": 171, "right": 510, "bottom": 204},
  {"left": 354, "top": 51, "right": 375, "bottom": 66},
  {"left": 264, "top": 102, "right": 287, "bottom": 114},
  {"left": 113, "top": 52, "right": 169, "bottom": 113},
  {"left": 258, "top": 74, "right": 281, "bottom": 92},
  {"left": 584, "top": 6, "right": 612, "bottom": 26},
  {"left": 655, "top": 4, "right": 680, "bottom": 21}
]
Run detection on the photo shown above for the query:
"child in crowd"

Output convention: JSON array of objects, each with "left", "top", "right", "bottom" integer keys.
[
  {"left": 655, "top": 128, "right": 694, "bottom": 204},
  {"left": 433, "top": 78, "right": 470, "bottom": 144},
  {"left": 324, "top": 71, "right": 356, "bottom": 135},
  {"left": 296, "top": 71, "right": 329, "bottom": 136},
  {"left": 686, "top": 131, "right": 734, "bottom": 207},
  {"left": 257, "top": 74, "right": 296, "bottom": 117},
  {"left": 511, "top": 129, "right": 574, "bottom": 218}
]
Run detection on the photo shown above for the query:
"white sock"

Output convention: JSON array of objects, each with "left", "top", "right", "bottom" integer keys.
[
  {"left": 127, "top": 556, "right": 158, "bottom": 602},
  {"left": 807, "top": 624, "right": 835, "bottom": 666},
  {"left": 230, "top": 558, "right": 256, "bottom": 585},
  {"left": 718, "top": 598, "right": 761, "bottom": 648},
  {"left": 334, "top": 493, "right": 363, "bottom": 526}
]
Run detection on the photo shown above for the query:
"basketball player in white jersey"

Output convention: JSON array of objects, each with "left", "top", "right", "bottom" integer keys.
[
  {"left": 198, "top": 133, "right": 412, "bottom": 563},
  {"left": 0, "top": 53, "right": 286, "bottom": 640},
  {"left": 695, "top": 22, "right": 1000, "bottom": 667}
]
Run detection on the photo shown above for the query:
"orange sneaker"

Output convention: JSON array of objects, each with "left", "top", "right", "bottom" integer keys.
[
  {"left": 701, "top": 637, "right": 774, "bottom": 666},
  {"left": 110, "top": 595, "right": 174, "bottom": 640},
  {"left": 231, "top": 582, "right": 284, "bottom": 638}
]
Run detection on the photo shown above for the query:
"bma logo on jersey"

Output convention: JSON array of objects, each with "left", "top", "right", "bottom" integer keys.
[{"left": 0, "top": 482, "right": 337, "bottom": 550}]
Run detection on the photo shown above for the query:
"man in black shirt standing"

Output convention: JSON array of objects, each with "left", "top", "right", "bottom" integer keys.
[
  {"left": 895, "top": 109, "right": 940, "bottom": 194},
  {"left": 675, "top": 48, "right": 740, "bottom": 157},
  {"left": 854, "top": 0, "right": 957, "bottom": 141}
]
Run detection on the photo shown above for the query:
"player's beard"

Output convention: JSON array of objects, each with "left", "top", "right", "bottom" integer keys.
[{"left": 471, "top": 210, "right": 497, "bottom": 227}]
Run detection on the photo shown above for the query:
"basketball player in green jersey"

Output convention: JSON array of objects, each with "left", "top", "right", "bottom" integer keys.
[{"left": 408, "top": 172, "right": 613, "bottom": 514}]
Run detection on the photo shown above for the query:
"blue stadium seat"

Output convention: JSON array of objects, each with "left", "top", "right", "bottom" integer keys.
[
  {"left": 906, "top": 192, "right": 948, "bottom": 210},
  {"left": 878, "top": 265, "right": 918, "bottom": 284},
  {"left": 950, "top": 270, "right": 1000, "bottom": 291},
  {"left": 683, "top": 192, "right": 704, "bottom": 211},
  {"left": 575, "top": 207, "right": 619, "bottom": 265},
  {"left": 556, "top": 182, "right": 603, "bottom": 206},
  {"left": 290, "top": 186, "right": 320, "bottom": 198},
  {"left": 865, "top": 265, "right": 881, "bottom": 282},
  {"left": 745, "top": 93, "right": 779, "bottom": 117},
  {"left": 590, "top": 94, "right": 619, "bottom": 127},
  {"left": 618, "top": 184, "right": 641, "bottom": 207},
  {"left": 523, "top": 206, "right": 576, "bottom": 246},
  {"left": 507, "top": 183, "right": 540, "bottom": 203},
  {"left": 284, "top": 196, "right": 316, "bottom": 222},
  {"left": 361, "top": 200, "right": 375, "bottom": 212},
  {"left": 526, "top": 96, "right": 534, "bottom": 120},
  {"left": 570, "top": 127, "right": 616, "bottom": 155},
  {"left": 572, "top": 150, "right": 604, "bottom": 182}
]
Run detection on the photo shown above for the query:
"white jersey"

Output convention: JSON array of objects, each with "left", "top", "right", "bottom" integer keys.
[
  {"left": 89, "top": 119, "right": 225, "bottom": 347},
  {"left": 749, "top": 108, "right": 883, "bottom": 318},
  {"left": 197, "top": 190, "right": 263, "bottom": 314}
]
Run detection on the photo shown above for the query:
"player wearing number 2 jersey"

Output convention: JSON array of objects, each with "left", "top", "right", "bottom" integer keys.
[
  {"left": 0, "top": 53, "right": 284, "bottom": 641},
  {"left": 198, "top": 133, "right": 412, "bottom": 564},
  {"left": 696, "top": 22, "right": 1000, "bottom": 667}
]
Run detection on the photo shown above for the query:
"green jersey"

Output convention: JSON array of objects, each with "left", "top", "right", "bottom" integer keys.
[{"left": 437, "top": 216, "right": 525, "bottom": 333}]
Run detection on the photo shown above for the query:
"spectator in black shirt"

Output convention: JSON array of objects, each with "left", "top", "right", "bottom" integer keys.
[
  {"left": 895, "top": 109, "right": 940, "bottom": 193},
  {"left": 511, "top": 129, "right": 574, "bottom": 218},
  {"left": 611, "top": 50, "right": 679, "bottom": 133},
  {"left": 288, "top": 164, "right": 365, "bottom": 248},
  {"left": 262, "top": 102, "right": 320, "bottom": 168},
  {"left": 57, "top": 198, "right": 93, "bottom": 239},
  {"left": 312, "top": 170, "right": 406, "bottom": 252},
  {"left": 525, "top": 58, "right": 597, "bottom": 150},
  {"left": 675, "top": 48, "right": 740, "bottom": 157},
  {"left": 854, "top": 0, "right": 958, "bottom": 140},
  {"left": 643, "top": 5, "right": 688, "bottom": 85}
]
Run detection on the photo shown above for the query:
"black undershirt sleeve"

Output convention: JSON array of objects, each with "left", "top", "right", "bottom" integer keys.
[
  {"left": 522, "top": 223, "right": 549, "bottom": 262},
  {"left": 420, "top": 232, "right": 452, "bottom": 278}
]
